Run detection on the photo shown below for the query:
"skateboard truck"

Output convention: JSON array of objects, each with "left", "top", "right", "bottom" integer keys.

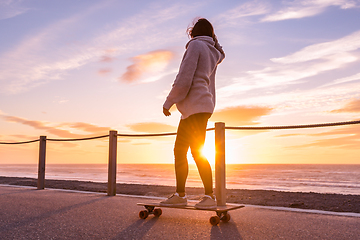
[{"left": 139, "top": 205, "right": 162, "bottom": 219}]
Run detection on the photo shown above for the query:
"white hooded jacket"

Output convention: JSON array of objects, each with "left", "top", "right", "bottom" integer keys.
[{"left": 163, "top": 36, "right": 225, "bottom": 119}]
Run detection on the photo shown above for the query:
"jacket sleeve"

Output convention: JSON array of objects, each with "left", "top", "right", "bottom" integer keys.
[{"left": 163, "top": 41, "right": 200, "bottom": 110}]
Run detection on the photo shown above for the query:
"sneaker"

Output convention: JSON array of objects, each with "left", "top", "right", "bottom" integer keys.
[
  {"left": 195, "top": 195, "right": 216, "bottom": 209},
  {"left": 160, "top": 193, "right": 187, "bottom": 206}
]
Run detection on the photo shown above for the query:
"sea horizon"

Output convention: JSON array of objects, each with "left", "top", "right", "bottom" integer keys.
[{"left": 1, "top": 163, "right": 360, "bottom": 195}]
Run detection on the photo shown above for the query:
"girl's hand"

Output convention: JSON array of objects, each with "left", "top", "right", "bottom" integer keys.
[{"left": 163, "top": 107, "right": 171, "bottom": 116}]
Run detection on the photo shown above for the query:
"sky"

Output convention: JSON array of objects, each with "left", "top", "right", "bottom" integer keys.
[{"left": 0, "top": 0, "right": 360, "bottom": 165}]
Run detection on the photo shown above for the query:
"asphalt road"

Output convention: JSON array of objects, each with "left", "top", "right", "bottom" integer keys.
[{"left": 0, "top": 185, "right": 359, "bottom": 239}]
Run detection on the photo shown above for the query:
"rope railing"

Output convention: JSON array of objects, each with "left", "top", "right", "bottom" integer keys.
[
  {"left": 47, "top": 134, "right": 109, "bottom": 142},
  {"left": 117, "top": 128, "right": 216, "bottom": 137},
  {"left": 116, "top": 132, "right": 177, "bottom": 137},
  {"left": 225, "top": 120, "right": 360, "bottom": 130},
  {"left": 0, "top": 139, "right": 40, "bottom": 145},
  {"left": 0, "top": 120, "right": 359, "bottom": 144}
]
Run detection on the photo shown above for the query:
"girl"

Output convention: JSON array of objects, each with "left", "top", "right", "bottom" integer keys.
[{"left": 161, "top": 18, "right": 225, "bottom": 209}]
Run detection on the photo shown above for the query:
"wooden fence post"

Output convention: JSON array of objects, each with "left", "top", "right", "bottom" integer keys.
[
  {"left": 37, "top": 136, "right": 47, "bottom": 190},
  {"left": 215, "top": 122, "right": 226, "bottom": 206},
  {"left": 107, "top": 130, "right": 117, "bottom": 196}
]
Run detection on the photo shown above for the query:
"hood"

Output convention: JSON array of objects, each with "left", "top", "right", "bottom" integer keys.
[{"left": 185, "top": 36, "right": 214, "bottom": 49}]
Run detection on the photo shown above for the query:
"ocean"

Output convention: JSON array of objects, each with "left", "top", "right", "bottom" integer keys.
[{"left": 0, "top": 164, "right": 359, "bottom": 195}]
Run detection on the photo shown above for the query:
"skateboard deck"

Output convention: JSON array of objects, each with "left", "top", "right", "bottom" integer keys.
[{"left": 137, "top": 202, "right": 244, "bottom": 225}]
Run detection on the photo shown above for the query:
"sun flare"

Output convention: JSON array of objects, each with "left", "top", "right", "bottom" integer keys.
[{"left": 201, "top": 132, "right": 216, "bottom": 166}]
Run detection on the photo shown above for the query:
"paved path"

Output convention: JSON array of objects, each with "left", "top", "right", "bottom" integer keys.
[{"left": 0, "top": 185, "right": 359, "bottom": 239}]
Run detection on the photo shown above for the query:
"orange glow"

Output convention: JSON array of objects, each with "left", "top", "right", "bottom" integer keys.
[
  {"left": 120, "top": 50, "right": 174, "bottom": 82},
  {"left": 210, "top": 106, "right": 273, "bottom": 126},
  {"left": 201, "top": 132, "right": 216, "bottom": 166}
]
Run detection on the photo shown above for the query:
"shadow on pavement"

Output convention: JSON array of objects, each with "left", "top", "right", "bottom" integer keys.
[
  {"left": 111, "top": 218, "right": 159, "bottom": 240},
  {"left": 210, "top": 221, "right": 243, "bottom": 240},
  {"left": 0, "top": 196, "right": 107, "bottom": 235},
  {"left": 0, "top": 188, "right": 35, "bottom": 196}
]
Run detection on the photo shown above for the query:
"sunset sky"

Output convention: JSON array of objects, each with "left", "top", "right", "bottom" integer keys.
[{"left": 1, "top": 0, "right": 360, "bottom": 165}]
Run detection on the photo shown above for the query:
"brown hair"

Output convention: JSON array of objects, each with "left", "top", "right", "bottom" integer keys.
[{"left": 187, "top": 18, "right": 215, "bottom": 41}]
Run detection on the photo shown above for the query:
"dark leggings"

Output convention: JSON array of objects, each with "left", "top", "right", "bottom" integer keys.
[{"left": 174, "top": 113, "right": 213, "bottom": 195}]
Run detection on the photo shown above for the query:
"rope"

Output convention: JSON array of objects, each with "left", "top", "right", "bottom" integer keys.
[
  {"left": 117, "top": 133, "right": 176, "bottom": 137},
  {"left": 0, "top": 139, "right": 40, "bottom": 145},
  {"left": 116, "top": 120, "right": 360, "bottom": 137},
  {"left": 1, "top": 120, "right": 359, "bottom": 144},
  {"left": 47, "top": 135, "right": 109, "bottom": 142},
  {"left": 116, "top": 128, "right": 215, "bottom": 137},
  {"left": 225, "top": 120, "right": 360, "bottom": 130}
]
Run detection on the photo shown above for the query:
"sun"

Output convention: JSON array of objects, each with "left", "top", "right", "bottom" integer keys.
[
  {"left": 201, "top": 132, "right": 216, "bottom": 166},
  {"left": 188, "top": 131, "right": 242, "bottom": 166},
  {"left": 201, "top": 132, "right": 245, "bottom": 165}
]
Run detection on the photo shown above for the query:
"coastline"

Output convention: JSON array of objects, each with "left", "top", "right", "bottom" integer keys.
[{"left": 1, "top": 176, "right": 359, "bottom": 213}]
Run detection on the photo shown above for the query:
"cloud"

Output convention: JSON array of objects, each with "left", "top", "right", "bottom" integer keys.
[
  {"left": 132, "top": 142, "right": 152, "bottom": 145},
  {"left": 215, "top": 0, "right": 270, "bottom": 25},
  {"left": 3, "top": 115, "right": 80, "bottom": 138},
  {"left": 11, "top": 134, "right": 33, "bottom": 139},
  {"left": 323, "top": 72, "right": 360, "bottom": 87},
  {"left": 219, "top": 79, "right": 360, "bottom": 116},
  {"left": 2, "top": 115, "right": 111, "bottom": 138},
  {"left": 0, "top": 0, "right": 30, "bottom": 20},
  {"left": 219, "top": 53, "right": 354, "bottom": 97},
  {"left": 0, "top": 2, "right": 110, "bottom": 94},
  {"left": 126, "top": 122, "right": 177, "bottom": 133},
  {"left": 331, "top": 98, "right": 360, "bottom": 113},
  {"left": 210, "top": 105, "right": 273, "bottom": 126},
  {"left": 257, "top": 52, "right": 354, "bottom": 81},
  {"left": 120, "top": 50, "right": 174, "bottom": 83},
  {"left": 271, "top": 30, "right": 360, "bottom": 64},
  {"left": 99, "top": 55, "right": 114, "bottom": 63},
  {"left": 276, "top": 133, "right": 302, "bottom": 138},
  {"left": 98, "top": 68, "right": 112, "bottom": 75},
  {"left": 291, "top": 124, "right": 360, "bottom": 149},
  {"left": 296, "top": 135, "right": 360, "bottom": 149},
  {"left": 65, "top": 122, "right": 111, "bottom": 133},
  {"left": 219, "top": 30, "right": 360, "bottom": 98},
  {"left": 0, "top": 3, "right": 188, "bottom": 94},
  {"left": 262, "top": 0, "right": 359, "bottom": 22},
  {"left": 310, "top": 124, "right": 360, "bottom": 136},
  {"left": 58, "top": 100, "right": 69, "bottom": 104}
]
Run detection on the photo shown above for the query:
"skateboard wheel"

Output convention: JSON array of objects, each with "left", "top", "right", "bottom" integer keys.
[
  {"left": 139, "top": 210, "right": 149, "bottom": 219},
  {"left": 221, "top": 213, "right": 231, "bottom": 223},
  {"left": 153, "top": 208, "right": 162, "bottom": 217},
  {"left": 209, "top": 216, "right": 220, "bottom": 226}
]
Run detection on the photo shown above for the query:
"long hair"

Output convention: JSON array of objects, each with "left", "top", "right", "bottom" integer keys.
[{"left": 187, "top": 18, "right": 215, "bottom": 41}]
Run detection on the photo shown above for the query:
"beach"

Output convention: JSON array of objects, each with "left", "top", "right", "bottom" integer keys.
[{"left": 1, "top": 176, "right": 359, "bottom": 213}]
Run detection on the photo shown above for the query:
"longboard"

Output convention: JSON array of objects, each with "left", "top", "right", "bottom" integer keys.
[{"left": 137, "top": 202, "right": 245, "bottom": 225}]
